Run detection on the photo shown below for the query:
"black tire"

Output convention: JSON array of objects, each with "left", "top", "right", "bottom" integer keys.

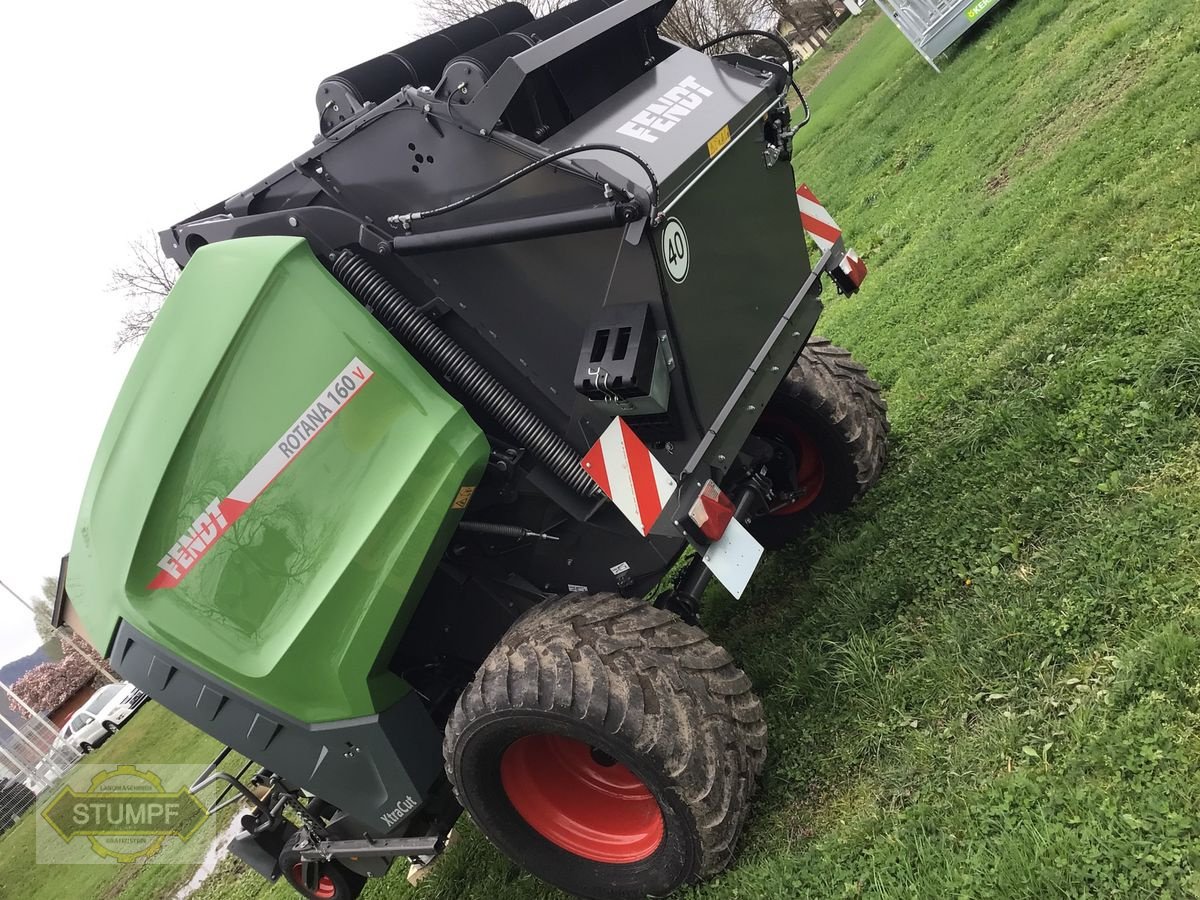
[
  {"left": 279, "top": 831, "right": 366, "bottom": 900},
  {"left": 749, "top": 336, "right": 888, "bottom": 548},
  {"left": 443, "top": 593, "right": 766, "bottom": 900},
  {"left": 102, "top": 721, "right": 118, "bottom": 735},
  {"left": 79, "top": 743, "right": 92, "bottom": 754}
]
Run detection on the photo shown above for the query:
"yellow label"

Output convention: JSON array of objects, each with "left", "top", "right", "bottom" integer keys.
[
  {"left": 451, "top": 486, "right": 476, "bottom": 510},
  {"left": 706, "top": 124, "right": 732, "bottom": 158}
]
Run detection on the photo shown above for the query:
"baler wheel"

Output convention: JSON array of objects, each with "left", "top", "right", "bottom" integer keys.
[
  {"left": 749, "top": 337, "right": 888, "bottom": 548},
  {"left": 443, "top": 592, "right": 766, "bottom": 900},
  {"left": 279, "top": 832, "right": 366, "bottom": 900}
]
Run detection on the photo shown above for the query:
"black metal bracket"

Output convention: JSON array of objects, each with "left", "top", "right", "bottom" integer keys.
[
  {"left": 448, "top": 0, "right": 673, "bottom": 135},
  {"left": 654, "top": 481, "right": 766, "bottom": 623},
  {"left": 163, "top": 206, "right": 393, "bottom": 268}
]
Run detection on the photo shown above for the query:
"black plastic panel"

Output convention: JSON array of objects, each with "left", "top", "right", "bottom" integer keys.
[{"left": 110, "top": 621, "right": 444, "bottom": 837}]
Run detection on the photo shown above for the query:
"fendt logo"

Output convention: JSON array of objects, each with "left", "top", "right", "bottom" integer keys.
[
  {"left": 616, "top": 75, "right": 714, "bottom": 144},
  {"left": 148, "top": 358, "right": 375, "bottom": 590},
  {"left": 155, "top": 499, "right": 230, "bottom": 583}
]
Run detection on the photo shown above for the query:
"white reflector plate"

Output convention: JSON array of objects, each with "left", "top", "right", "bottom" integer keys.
[{"left": 701, "top": 517, "right": 764, "bottom": 599}]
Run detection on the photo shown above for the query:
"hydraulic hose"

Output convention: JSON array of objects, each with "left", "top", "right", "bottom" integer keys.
[
  {"left": 387, "top": 143, "right": 661, "bottom": 229},
  {"left": 331, "top": 250, "right": 599, "bottom": 498},
  {"left": 458, "top": 521, "right": 560, "bottom": 541},
  {"left": 697, "top": 29, "right": 811, "bottom": 127}
]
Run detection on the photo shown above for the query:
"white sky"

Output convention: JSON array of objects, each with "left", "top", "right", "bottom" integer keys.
[{"left": 0, "top": 1, "right": 423, "bottom": 665}]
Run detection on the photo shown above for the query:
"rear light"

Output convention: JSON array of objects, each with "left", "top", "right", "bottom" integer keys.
[
  {"left": 687, "top": 480, "right": 736, "bottom": 542},
  {"left": 830, "top": 248, "right": 867, "bottom": 295}
]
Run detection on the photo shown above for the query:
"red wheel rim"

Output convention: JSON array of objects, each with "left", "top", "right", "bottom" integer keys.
[
  {"left": 756, "top": 413, "right": 825, "bottom": 515},
  {"left": 292, "top": 863, "right": 336, "bottom": 899},
  {"left": 500, "top": 733, "right": 665, "bottom": 864}
]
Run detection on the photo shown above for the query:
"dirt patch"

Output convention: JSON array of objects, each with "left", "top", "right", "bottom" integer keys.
[{"left": 985, "top": 167, "right": 1011, "bottom": 194}]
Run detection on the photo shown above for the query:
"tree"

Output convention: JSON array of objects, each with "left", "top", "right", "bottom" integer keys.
[
  {"left": 30, "top": 577, "right": 58, "bottom": 647},
  {"left": 109, "top": 232, "right": 178, "bottom": 351},
  {"left": 658, "top": 0, "right": 770, "bottom": 49},
  {"left": 768, "top": 0, "right": 843, "bottom": 48},
  {"left": 9, "top": 654, "right": 98, "bottom": 718},
  {"left": 30, "top": 576, "right": 64, "bottom": 661},
  {"left": 422, "top": 0, "right": 565, "bottom": 26},
  {"left": 421, "top": 0, "right": 772, "bottom": 50},
  {"left": 24, "top": 572, "right": 118, "bottom": 678}
]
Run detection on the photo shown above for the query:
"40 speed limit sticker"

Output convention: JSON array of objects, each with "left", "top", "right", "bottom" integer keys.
[{"left": 661, "top": 218, "right": 689, "bottom": 283}]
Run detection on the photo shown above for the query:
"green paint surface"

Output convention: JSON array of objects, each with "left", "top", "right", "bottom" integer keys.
[{"left": 68, "top": 237, "right": 487, "bottom": 722}]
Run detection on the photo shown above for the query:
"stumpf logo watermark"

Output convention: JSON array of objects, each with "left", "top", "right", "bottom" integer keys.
[
  {"left": 38, "top": 765, "right": 212, "bottom": 864},
  {"left": 616, "top": 75, "right": 714, "bottom": 144}
]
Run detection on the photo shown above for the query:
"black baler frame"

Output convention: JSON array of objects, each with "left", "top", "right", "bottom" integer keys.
[{"left": 148, "top": 0, "right": 866, "bottom": 882}]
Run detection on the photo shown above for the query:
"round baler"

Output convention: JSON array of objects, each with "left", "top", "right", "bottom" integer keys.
[{"left": 63, "top": 1, "right": 887, "bottom": 897}]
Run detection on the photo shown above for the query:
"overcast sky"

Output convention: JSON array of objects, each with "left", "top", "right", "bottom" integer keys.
[{"left": 0, "top": 2, "right": 423, "bottom": 665}]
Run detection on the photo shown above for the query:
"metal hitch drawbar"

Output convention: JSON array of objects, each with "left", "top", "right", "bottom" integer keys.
[
  {"left": 308, "top": 834, "right": 444, "bottom": 862},
  {"left": 296, "top": 834, "right": 445, "bottom": 892}
]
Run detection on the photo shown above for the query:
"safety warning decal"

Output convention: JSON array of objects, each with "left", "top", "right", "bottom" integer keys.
[
  {"left": 581, "top": 418, "right": 677, "bottom": 537},
  {"left": 795, "top": 183, "right": 843, "bottom": 252},
  {"left": 148, "top": 358, "right": 374, "bottom": 590},
  {"left": 706, "top": 124, "right": 732, "bottom": 158}
]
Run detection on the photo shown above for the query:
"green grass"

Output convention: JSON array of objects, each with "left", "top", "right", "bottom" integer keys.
[
  {"left": 12, "top": 2, "right": 1200, "bottom": 897},
  {"left": 0, "top": 704, "right": 233, "bottom": 900},
  {"left": 404, "top": 1, "right": 1200, "bottom": 896},
  {"left": 792, "top": 6, "right": 883, "bottom": 95}
]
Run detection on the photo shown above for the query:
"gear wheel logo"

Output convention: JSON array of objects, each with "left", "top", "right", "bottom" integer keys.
[{"left": 41, "top": 765, "right": 208, "bottom": 863}]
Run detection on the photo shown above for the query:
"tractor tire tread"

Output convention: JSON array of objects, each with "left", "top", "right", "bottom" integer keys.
[
  {"left": 444, "top": 593, "right": 765, "bottom": 878},
  {"left": 786, "top": 336, "right": 889, "bottom": 499}
]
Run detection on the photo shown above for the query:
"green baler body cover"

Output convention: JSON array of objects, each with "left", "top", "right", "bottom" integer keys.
[{"left": 67, "top": 237, "right": 488, "bottom": 723}]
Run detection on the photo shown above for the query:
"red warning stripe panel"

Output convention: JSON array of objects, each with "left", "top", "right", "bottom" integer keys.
[
  {"left": 582, "top": 417, "right": 678, "bottom": 536},
  {"left": 794, "top": 183, "right": 822, "bottom": 205},
  {"left": 801, "top": 213, "right": 843, "bottom": 248},
  {"left": 582, "top": 441, "right": 611, "bottom": 498},
  {"left": 795, "top": 183, "right": 843, "bottom": 251}
]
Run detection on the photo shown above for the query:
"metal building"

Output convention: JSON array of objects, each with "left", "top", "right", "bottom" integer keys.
[{"left": 875, "top": 0, "right": 1004, "bottom": 70}]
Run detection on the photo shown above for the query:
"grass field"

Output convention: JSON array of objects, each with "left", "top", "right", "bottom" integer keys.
[
  {"left": 0, "top": 704, "right": 231, "bottom": 900},
  {"left": 791, "top": 5, "right": 882, "bottom": 95},
  {"left": 398, "top": 0, "right": 1200, "bottom": 895},
  {"left": 8, "top": 0, "right": 1200, "bottom": 897}
]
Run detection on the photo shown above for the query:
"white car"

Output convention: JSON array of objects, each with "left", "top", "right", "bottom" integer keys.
[{"left": 55, "top": 682, "right": 148, "bottom": 753}]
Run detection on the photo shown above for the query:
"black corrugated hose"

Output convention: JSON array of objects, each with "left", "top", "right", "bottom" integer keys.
[{"left": 331, "top": 250, "right": 599, "bottom": 498}]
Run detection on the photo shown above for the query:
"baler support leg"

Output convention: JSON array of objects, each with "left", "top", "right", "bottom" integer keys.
[{"left": 656, "top": 485, "right": 765, "bottom": 623}]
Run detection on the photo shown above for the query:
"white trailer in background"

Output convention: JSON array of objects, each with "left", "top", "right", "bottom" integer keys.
[{"left": 875, "top": 0, "right": 1004, "bottom": 70}]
